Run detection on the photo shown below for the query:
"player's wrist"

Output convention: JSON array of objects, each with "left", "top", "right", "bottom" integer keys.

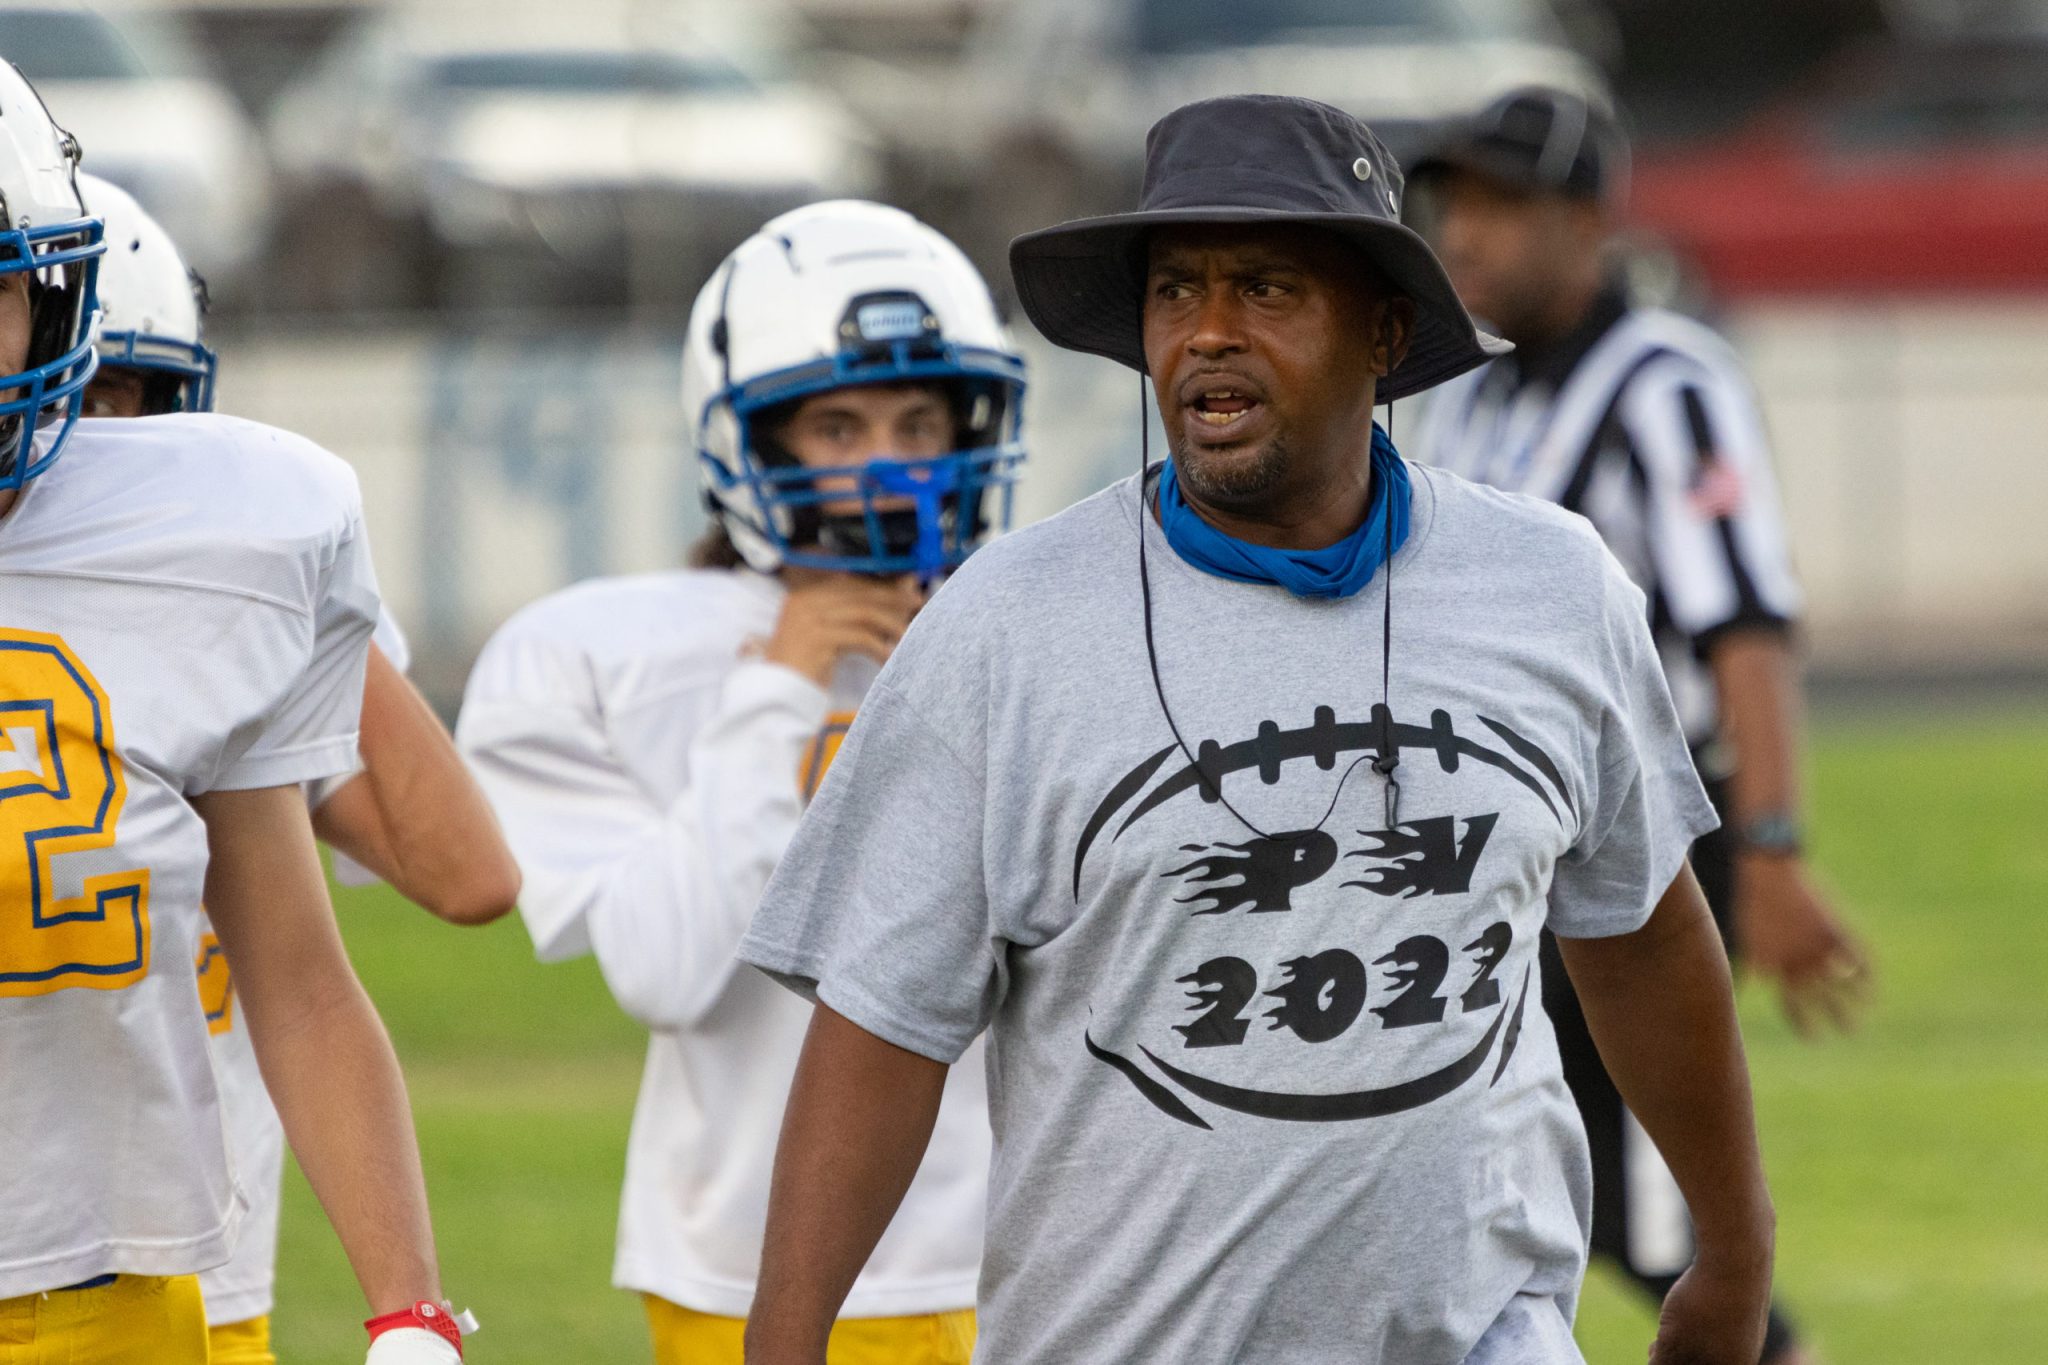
[
  {"left": 759, "top": 643, "right": 835, "bottom": 689},
  {"left": 365, "top": 1300, "right": 476, "bottom": 1361},
  {"left": 754, "top": 618, "right": 836, "bottom": 688}
]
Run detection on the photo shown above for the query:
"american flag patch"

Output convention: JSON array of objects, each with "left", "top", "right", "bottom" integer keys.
[{"left": 1687, "top": 457, "right": 1746, "bottom": 519}]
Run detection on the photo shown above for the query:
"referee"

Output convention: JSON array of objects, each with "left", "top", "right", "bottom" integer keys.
[{"left": 1410, "top": 87, "right": 1869, "bottom": 1365}]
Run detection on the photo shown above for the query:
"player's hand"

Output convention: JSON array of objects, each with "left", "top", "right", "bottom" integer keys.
[
  {"left": 1735, "top": 853, "right": 1871, "bottom": 1037},
  {"left": 365, "top": 1302, "right": 470, "bottom": 1363},
  {"left": 1647, "top": 1250, "right": 1773, "bottom": 1365},
  {"left": 763, "top": 571, "right": 924, "bottom": 687},
  {"left": 365, "top": 1328, "right": 463, "bottom": 1364}
]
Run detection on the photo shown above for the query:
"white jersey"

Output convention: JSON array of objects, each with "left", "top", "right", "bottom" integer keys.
[
  {"left": 0, "top": 414, "right": 377, "bottom": 1299},
  {"left": 1412, "top": 299, "right": 1803, "bottom": 747},
  {"left": 197, "top": 608, "right": 409, "bottom": 1326},
  {"left": 458, "top": 569, "right": 988, "bottom": 1320}
]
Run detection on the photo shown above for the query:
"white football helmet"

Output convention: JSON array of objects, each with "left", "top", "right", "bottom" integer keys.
[
  {"left": 682, "top": 199, "right": 1026, "bottom": 581},
  {"left": 79, "top": 172, "right": 215, "bottom": 414},
  {"left": 0, "top": 60, "right": 103, "bottom": 491}
]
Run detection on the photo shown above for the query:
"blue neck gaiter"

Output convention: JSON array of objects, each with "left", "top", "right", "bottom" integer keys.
[{"left": 1158, "top": 423, "right": 1412, "bottom": 599}]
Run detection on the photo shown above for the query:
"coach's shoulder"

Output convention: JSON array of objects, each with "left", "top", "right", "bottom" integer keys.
[
  {"left": 1418, "top": 462, "right": 1646, "bottom": 647},
  {"left": 1417, "top": 461, "right": 1609, "bottom": 568},
  {"left": 868, "top": 481, "right": 1132, "bottom": 728},
  {"left": 924, "top": 478, "right": 1134, "bottom": 614},
  {"left": 891, "top": 480, "right": 1124, "bottom": 660}
]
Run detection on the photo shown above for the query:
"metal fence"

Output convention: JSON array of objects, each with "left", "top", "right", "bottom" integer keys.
[{"left": 212, "top": 298, "right": 2048, "bottom": 705}]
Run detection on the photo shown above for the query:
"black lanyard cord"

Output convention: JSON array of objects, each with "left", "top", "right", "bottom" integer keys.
[{"left": 1134, "top": 374, "right": 1400, "bottom": 841}]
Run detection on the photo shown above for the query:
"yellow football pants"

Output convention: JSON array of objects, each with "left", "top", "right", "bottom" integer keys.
[
  {"left": 0, "top": 1275, "right": 208, "bottom": 1364},
  {"left": 207, "top": 1315, "right": 275, "bottom": 1365},
  {"left": 645, "top": 1296, "right": 975, "bottom": 1365}
]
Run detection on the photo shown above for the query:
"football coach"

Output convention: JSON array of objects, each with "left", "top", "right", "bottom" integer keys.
[{"left": 738, "top": 95, "right": 1776, "bottom": 1365}]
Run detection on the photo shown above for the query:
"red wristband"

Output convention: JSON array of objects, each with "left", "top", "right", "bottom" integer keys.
[{"left": 365, "top": 1301, "right": 464, "bottom": 1355}]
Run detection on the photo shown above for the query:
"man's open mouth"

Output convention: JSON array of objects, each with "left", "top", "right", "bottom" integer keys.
[{"left": 1191, "top": 387, "right": 1262, "bottom": 427}]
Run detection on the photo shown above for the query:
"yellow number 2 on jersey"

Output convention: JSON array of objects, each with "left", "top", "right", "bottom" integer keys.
[
  {"left": 1, "top": 628, "right": 152, "bottom": 997},
  {"left": 195, "top": 932, "right": 234, "bottom": 1035}
]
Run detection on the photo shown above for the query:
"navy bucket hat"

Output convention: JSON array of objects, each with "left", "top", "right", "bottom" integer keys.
[{"left": 1009, "top": 94, "right": 1510, "bottom": 402}]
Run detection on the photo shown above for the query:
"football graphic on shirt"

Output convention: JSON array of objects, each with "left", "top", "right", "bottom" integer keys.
[{"left": 1076, "top": 703, "right": 1572, "bottom": 1130}]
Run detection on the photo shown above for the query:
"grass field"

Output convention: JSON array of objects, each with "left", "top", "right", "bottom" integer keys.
[{"left": 274, "top": 708, "right": 2048, "bottom": 1363}]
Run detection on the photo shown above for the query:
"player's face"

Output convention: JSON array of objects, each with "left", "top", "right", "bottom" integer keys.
[
  {"left": 1144, "top": 224, "right": 1411, "bottom": 509},
  {"left": 1429, "top": 170, "right": 1600, "bottom": 342},
  {"left": 0, "top": 270, "right": 30, "bottom": 382},
  {"left": 81, "top": 367, "right": 149, "bottom": 419},
  {"left": 773, "top": 381, "right": 956, "bottom": 511}
]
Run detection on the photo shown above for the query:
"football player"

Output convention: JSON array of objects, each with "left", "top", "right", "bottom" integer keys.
[
  {"left": 0, "top": 66, "right": 469, "bottom": 1365},
  {"left": 458, "top": 200, "right": 1023, "bottom": 1365},
  {"left": 75, "top": 170, "right": 520, "bottom": 1365}
]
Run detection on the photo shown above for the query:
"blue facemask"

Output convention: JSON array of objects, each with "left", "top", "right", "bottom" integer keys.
[{"left": 1158, "top": 422, "right": 1411, "bottom": 598}]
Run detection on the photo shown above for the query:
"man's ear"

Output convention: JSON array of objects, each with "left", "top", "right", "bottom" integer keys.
[{"left": 1374, "top": 297, "right": 1417, "bottom": 377}]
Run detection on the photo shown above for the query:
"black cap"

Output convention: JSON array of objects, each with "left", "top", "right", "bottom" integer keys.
[
  {"left": 1009, "top": 94, "right": 1509, "bottom": 403},
  {"left": 1410, "top": 87, "right": 1629, "bottom": 204}
]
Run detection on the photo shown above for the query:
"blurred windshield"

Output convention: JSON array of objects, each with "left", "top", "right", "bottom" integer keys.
[
  {"left": 423, "top": 51, "right": 756, "bottom": 96},
  {"left": 0, "top": 9, "right": 149, "bottom": 80},
  {"left": 1132, "top": 0, "right": 1543, "bottom": 54}
]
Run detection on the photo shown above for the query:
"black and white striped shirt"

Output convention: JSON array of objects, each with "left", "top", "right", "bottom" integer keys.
[{"left": 1412, "top": 287, "right": 1801, "bottom": 750}]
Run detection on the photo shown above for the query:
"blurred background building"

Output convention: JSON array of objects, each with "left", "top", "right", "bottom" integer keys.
[{"left": 15, "top": 0, "right": 2048, "bottom": 703}]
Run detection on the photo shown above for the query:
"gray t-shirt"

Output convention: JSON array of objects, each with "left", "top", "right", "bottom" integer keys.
[{"left": 740, "top": 463, "right": 1716, "bottom": 1365}]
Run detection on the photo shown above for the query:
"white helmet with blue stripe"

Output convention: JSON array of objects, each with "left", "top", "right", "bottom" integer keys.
[
  {"left": 0, "top": 60, "right": 103, "bottom": 492},
  {"left": 79, "top": 172, "right": 215, "bottom": 415},
  {"left": 683, "top": 199, "right": 1026, "bottom": 582}
]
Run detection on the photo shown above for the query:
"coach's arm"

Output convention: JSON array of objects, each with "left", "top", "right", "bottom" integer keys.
[
  {"left": 745, "top": 1004, "right": 950, "bottom": 1363},
  {"left": 1559, "top": 861, "right": 1776, "bottom": 1365}
]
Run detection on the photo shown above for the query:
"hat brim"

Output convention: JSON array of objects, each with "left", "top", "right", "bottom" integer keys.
[
  {"left": 1409, "top": 145, "right": 1567, "bottom": 200},
  {"left": 1009, "top": 207, "right": 1509, "bottom": 403}
]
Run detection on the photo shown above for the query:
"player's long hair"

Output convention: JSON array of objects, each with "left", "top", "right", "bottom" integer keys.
[{"left": 688, "top": 523, "right": 747, "bottom": 571}]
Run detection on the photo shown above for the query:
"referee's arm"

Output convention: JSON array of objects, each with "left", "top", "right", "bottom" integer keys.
[{"left": 1634, "top": 370, "right": 1870, "bottom": 1031}]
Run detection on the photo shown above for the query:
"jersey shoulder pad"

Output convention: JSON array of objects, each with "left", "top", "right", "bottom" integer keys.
[
  {"left": 470, "top": 568, "right": 777, "bottom": 709},
  {"left": 10, "top": 416, "right": 363, "bottom": 601}
]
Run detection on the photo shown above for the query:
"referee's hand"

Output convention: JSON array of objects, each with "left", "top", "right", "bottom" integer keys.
[{"left": 1736, "top": 851, "right": 1872, "bottom": 1037}]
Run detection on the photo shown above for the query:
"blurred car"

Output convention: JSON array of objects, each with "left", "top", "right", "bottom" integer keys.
[
  {"left": 0, "top": 2, "right": 273, "bottom": 287},
  {"left": 267, "top": 4, "right": 881, "bottom": 311},
  {"left": 820, "top": 0, "right": 1601, "bottom": 277},
  {"left": 1628, "top": 34, "right": 2048, "bottom": 296}
]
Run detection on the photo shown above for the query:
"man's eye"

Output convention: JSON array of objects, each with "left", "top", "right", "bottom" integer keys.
[
  {"left": 1154, "top": 281, "right": 1193, "bottom": 301},
  {"left": 1246, "top": 281, "right": 1286, "bottom": 298}
]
